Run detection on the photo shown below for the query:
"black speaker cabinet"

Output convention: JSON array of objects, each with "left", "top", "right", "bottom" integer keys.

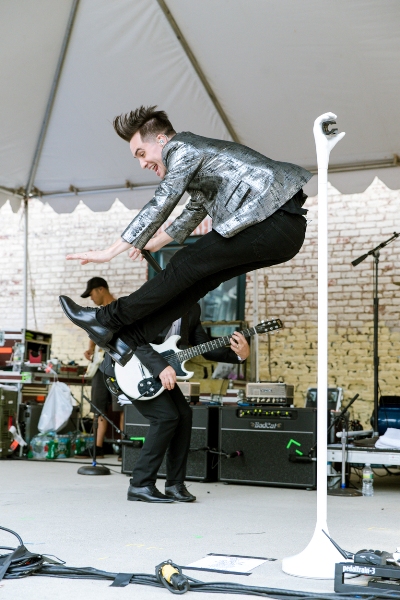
[
  {"left": 122, "top": 404, "right": 219, "bottom": 481},
  {"left": 219, "top": 406, "right": 317, "bottom": 488}
]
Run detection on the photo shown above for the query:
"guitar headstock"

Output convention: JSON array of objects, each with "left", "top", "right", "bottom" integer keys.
[{"left": 255, "top": 318, "right": 283, "bottom": 334}]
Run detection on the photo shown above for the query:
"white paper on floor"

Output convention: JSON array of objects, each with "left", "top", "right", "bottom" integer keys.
[{"left": 184, "top": 553, "right": 273, "bottom": 575}]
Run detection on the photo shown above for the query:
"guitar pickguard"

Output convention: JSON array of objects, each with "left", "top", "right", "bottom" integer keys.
[{"left": 159, "top": 350, "right": 187, "bottom": 377}]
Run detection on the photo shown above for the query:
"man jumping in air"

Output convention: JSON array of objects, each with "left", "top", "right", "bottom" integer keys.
[{"left": 60, "top": 106, "right": 311, "bottom": 363}]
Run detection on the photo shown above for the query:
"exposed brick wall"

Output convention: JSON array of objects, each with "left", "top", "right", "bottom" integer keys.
[
  {"left": 245, "top": 178, "right": 400, "bottom": 424},
  {"left": 1, "top": 178, "right": 399, "bottom": 424}
]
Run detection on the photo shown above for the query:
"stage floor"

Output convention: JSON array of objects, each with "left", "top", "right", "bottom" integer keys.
[{"left": 1, "top": 456, "right": 400, "bottom": 599}]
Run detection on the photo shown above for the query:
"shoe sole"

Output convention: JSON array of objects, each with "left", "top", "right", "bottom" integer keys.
[
  {"left": 127, "top": 496, "right": 174, "bottom": 503},
  {"left": 165, "top": 496, "right": 196, "bottom": 502},
  {"left": 107, "top": 347, "right": 132, "bottom": 367}
]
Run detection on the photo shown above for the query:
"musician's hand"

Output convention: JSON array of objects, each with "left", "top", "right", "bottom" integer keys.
[
  {"left": 128, "top": 246, "right": 142, "bottom": 261},
  {"left": 159, "top": 366, "right": 176, "bottom": 390},
  {"left": 67, "top": 239, "right": 131, "bottom": 265},
  {"left": 230, "top": 332, "right": 250, "bottom": 360},
  {"left": 84, "top": 350, "right": 93, "bottom": 361}
]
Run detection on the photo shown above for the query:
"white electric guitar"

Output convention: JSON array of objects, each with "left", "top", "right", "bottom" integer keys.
[{"left": 113, "top": 318, "right": 283, "bottom": 401}]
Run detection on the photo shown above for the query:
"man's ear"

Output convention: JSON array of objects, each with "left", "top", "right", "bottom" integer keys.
[{"left": 157, "top": 134, "right": 167, "bottom": 146}]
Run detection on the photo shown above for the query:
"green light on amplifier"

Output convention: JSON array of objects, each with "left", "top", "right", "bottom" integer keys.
[{"left": 286, "top": 438, "right": 301, "bottom": 449}]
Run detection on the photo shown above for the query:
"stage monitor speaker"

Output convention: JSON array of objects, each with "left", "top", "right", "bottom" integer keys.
[
  {"left": 122, "top": 404, "right": 219, "bottom": 481},
  {"left": 219, "top": 406, "right": 316, "bottom": 488}
]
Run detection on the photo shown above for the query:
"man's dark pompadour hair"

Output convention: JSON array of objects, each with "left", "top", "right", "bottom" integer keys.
[{"left": 113, "top": 105, "right": 176, "bottom": 142}]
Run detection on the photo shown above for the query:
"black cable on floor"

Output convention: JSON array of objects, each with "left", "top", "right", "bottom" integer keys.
[{"left": 2, "top": 526, "right": 400, "bottom": 598}]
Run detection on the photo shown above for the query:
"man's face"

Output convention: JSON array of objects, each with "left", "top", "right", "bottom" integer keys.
[
  {"left": 89, "top": 287, "right": 105, "bottom": 306},
  {"left": 129, "top": 132, "right": 167, "bottom": 178}
]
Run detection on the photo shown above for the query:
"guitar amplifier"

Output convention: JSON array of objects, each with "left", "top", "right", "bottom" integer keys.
[
  {"left": 245, "top": 382, "right": 294, "bottom": 406},
  {"left": 122, "top": 404, "right": 219, "bottom": 481},
  {"left": 218, "top": 406, "right": 316, "bottom": 488}
]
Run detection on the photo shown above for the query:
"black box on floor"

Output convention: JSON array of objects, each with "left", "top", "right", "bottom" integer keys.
[
  {"left": 122, "top": 404, "right": 219, "bottom": 481},
  {"left": 218, "top": 406, "right": 317, "bottom": 488}
]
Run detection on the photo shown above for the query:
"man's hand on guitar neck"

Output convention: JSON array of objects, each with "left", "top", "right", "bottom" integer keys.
[
  {"left": 159, "top": 365, "right": 177, "bottom": 390},
  {"left": 230, "top": 332, "right": 250, "bottom": 360}
]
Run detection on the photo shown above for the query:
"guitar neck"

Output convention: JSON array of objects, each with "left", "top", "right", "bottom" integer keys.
[{"left": 168, "top": 326, "right": 260, "bottom": 365}]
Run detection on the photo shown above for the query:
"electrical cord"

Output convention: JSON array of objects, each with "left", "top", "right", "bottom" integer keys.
[{"left": 3, "top": 526, "right": 400, "bottom": 598}]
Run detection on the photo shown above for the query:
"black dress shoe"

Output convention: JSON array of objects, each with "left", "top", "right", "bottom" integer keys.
[
  {"left": 59, "top": 296, "right": 133, "bottom": 367},
  {"left": 59, "top": 296, "right": 113, "bottom": 346},
  {"left": 107, "top": 335, "right": 134, "bottom": 367},
  {"left": 127, "top": 484, "right": 174, "bottom": 503},
  {"left": 165, "top": 483, "right": 196, "bottom": 502}
]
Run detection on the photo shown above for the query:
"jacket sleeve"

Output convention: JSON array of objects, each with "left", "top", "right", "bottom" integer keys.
[
  {"left": 121, "top": 143, "right": 203, "bottom": 249},
  {"left": 188, "top": 319, "right": 244, "bottom": 364},
  {"left": 165, "top": 190, "right": 208, "bottom": 244},
  {"left": 133, "top": 345, "right": 170, "bottom": 379}
]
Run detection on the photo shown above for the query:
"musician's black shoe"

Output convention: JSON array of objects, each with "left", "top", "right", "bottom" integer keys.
[
  {"left": 127, "top": 484, "right": 174, "bottom": 503},
  {"left": 59, "top": 296, "right": 113, "bottom": 346},
  {"left": 107, "top": 335, "right": 134, "bottom": 367},
  {"left": 165, "top": 483, "right": 196, "bottom": 502}
]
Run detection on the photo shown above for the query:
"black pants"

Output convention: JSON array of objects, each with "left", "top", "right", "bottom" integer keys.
[
  {"left": 101, "top": 210, "right": 306, "bottom": 348},
  {"left": 130, "top": 386, "right": 192, "bottom": 487}
]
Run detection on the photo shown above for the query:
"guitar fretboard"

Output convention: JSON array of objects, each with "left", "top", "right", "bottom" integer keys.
[{"left": 166, "top": 320, "right": 281, "bottom": 366}]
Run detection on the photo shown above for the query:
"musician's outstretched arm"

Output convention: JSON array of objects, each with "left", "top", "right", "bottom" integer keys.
[{"left": 66, "top": 238, "right": 132, "bottom": 265}]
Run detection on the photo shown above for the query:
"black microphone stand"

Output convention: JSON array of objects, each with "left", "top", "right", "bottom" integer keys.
[
  {"left": 77, "top": 395, "right": 128, "bottom": 476},
  {"left": 351, "top": 232, "right": 399, "bottom": 439},
  {"left": 79, "top": 251, "right": 161, "bottom": 476}
]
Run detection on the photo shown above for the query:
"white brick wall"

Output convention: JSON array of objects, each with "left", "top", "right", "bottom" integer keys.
[
  {"left": 1, "top": 177, "right": 399, "bottom": 424},
  {"left": 245, "top": 178, "right": 400, "bottom": 423}
]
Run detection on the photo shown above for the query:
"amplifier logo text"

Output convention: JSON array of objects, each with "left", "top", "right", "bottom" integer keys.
[{"left": 250, "top": 421, "right": 283, "bottom": 429}]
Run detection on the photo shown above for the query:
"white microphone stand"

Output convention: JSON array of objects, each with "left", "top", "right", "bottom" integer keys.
[{"left": 282, "top": 113, "right": 345, "bottom": 579}]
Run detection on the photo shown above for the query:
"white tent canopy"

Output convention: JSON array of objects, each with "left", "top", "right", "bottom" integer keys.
[{"left": 1, "top": 0, "right": 400, "bottom": 214}]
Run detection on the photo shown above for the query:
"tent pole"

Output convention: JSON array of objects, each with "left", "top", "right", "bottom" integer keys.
[
  {"left": 25, "top": 0, "right": 80, "bottom": 196},
  {"left": 22, "top": 0, "right": 80, "bottom": 328},
  {"left": 156, "top": 0, "right": 239, "bottom": 143},
  {"left": 22, "top": 199, "right": 28, "bottom": 330}
]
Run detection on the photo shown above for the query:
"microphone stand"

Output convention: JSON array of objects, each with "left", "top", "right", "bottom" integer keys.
[
  {"left": 326, "top": 394, "right": 362, "bottom": 497},
  {"left": 141, "top": 249, "right": 163, "bottom": 274},
  {"left": 352, "top": 232, "right": 399, "bottom": 439},
  {"left": 77, "top": 395, "right": 128, "bottom": 476}
]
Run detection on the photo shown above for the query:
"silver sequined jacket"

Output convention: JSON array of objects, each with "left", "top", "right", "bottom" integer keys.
[{"left": 121, "top": 132, "right": 312, "bottom": 248}]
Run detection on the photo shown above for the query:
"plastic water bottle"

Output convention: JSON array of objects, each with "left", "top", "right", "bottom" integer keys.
[{"left": 362, "top": 463, "right": 374, "bottom": 496}]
